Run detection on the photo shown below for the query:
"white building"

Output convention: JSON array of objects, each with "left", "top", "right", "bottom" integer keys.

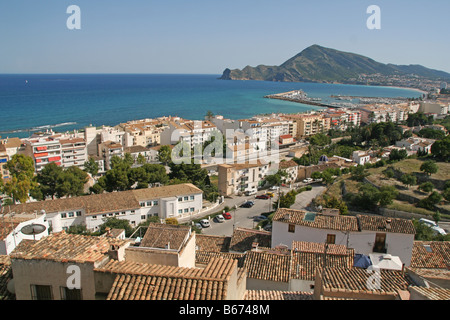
[
  {"left": 0, "top": 212, "right": 49, "bottom": 255},
  {"left": 271, "top": 209, "right": 416, "bottom": 266},
  {"left": 5, "top": 184, "right": 203, "bottom": 233},
  {"left": 352, "top": 150, "right": 371, "bottom": 166}
]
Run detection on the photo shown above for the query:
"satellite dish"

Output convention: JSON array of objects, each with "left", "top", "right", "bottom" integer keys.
[{"left": 21, "top": 224, "right": 47, "bottom": 238}]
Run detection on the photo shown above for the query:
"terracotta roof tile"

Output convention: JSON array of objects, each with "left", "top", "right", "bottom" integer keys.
[
  {"left": 195, "top": 251, "right": 245, "bottom": 267},
  {"left": 140, "top": 223, "right": 191, "bottom": 251},
  {"left": 357, "top": 215, "right": 416, "bottom": 234},
  {"left": 409, "top": 286, "right": 450, "bottom": 300},
  {"left": 291, "top": 242, "right": 354, "bottom": 281},
  {"left": 99, "top": 257, "right": 237, "bottom": 300},
  {"left": 229, "top": 228, "right": 272, "bottom": 252},
  {"left": 273, "top": 209, "right": 359, "bottom": 232},
  {"left": 10, "top": 231, "right": 129, "bottom": 264},
  {"left": 243, "top": 249, "right": 291, "bottom": 283},
  {"left": 410, "top": 241, "right": 450, "bottom": 269},
  {"left": 321, "top": 267, "right": 412, "bottom": 294},
  {"left": 244, "top": 290, "right": 313, "bottom": 300},
  {"left": 196, "top": 234, "right": 231, "bottom": 252}
]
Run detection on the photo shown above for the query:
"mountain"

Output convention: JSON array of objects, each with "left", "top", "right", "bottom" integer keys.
[{"left": 219, "top": 45, "right": 450, "bottom": 85}]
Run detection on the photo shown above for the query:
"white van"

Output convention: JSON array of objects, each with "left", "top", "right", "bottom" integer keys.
[{"left": 246, "top": 189, "right": 257, "bottom": 196}]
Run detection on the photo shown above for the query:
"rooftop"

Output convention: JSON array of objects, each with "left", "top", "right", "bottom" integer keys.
[
  {"left": 195, "top": 234, "right": 231, "bottom": 253},
  {"left": 10, "top": 231, "right": 129, "bottom": 264},
  {"left": 410, "top": 241, "right": 450, "bottom": 269},
  {"left": 244, "top": 290, "right": 313, "bottom": 300},
  {"left": 409, "top": 286, "right": 450, "bottom": 300},
  {"left": 243, "top": 249, "right": 291, "bottom": 283},
  {"left": 140, "top": 223, "right": 191, "bottom": 251},
  {"left": 97, "top": 257, "right": 238, "bottom": 300},
  {"left": 229, "top": 227, "right": 272, "bottom": 252},
  {"left": 272, "top": 209, "right": 416, "bottom": 234}
]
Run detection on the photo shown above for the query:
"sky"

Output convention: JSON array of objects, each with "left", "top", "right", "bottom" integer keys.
[{"left": 0, "top": 0, "right": 449, "bottom": 74}]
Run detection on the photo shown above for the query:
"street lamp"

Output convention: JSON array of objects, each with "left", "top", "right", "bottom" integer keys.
[{"left": 233, "top": 204, "right": 237, "bottom": 231}]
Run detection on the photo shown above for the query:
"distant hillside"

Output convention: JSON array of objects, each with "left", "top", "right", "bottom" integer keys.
[{"left": 219, "top": 45, "right": 450, "bottom": 85}]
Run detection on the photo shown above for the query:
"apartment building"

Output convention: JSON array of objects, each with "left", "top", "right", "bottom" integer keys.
[
  {"left": 24, "top": 137, "right": 62, "bottom": 172},
  {"left": 358, "top": 103, "right": 415, "bottom": 124},
  {"left": 118, "top": 118, "right": 168, "bottom": 147},
  {"left": 160, "top": 119, "right": 218, "bottom": 147},
  {"left": 282, "top": 113, "right": 331, "bottom": 138},
  {"left": 5, "top": 184, "right": 203, "bottom": 233},
  {"left": 323, "top": 109, "right": 361, "bottom": 130},
  {"left": 271, "top": 208, "right": 416, "bottom": 266},
  {"left": 98, "top": 140, "right": 124, "bottom": 170},
  {"left": 59, "top": 137, "right": 88, "bottom": 170},
  {"left": 218, "top": 161, "right": 272, "bottom": 196}
]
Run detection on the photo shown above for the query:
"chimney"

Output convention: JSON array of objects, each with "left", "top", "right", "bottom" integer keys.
[
  {"left": 385, "top": 219, "right": 392, "bottom": 230},
  {"left": 165, "top": 242, "right": 170, "bottom": 250},
  {"left": 252, "top": 242, "right": 259, "bottom": 251},
  {"left": 107, "top": 244, "right": 123, "bottom": 261}
]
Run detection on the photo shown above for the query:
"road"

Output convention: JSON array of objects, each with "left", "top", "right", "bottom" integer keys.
[{"left": 199, "top": 183, "right": 326, "bottom": 237}]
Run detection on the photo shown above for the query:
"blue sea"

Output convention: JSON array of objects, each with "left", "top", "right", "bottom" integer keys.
[{"left": 0, "top": 74, "right": 422, "bottom": 139}]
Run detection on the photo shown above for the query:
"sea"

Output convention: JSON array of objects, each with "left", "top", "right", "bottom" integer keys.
[{"left": 0, "top": 74, "right": 423, "bottom": 139}]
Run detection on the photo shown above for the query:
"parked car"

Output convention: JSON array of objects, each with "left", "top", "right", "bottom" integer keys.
[
  {"left": 199, "top": 219, "right": 210, "bottom": 228},
  {"left": 269, "top": 186, "right": 279, "bottom": 190},
  {"left": 245, "top": 189, "right": 257, "bottom": 196},
  {"left": 223, "top": 212, "right": 232, "bottom": 219},
  {"left": 240, "top": 201, "right": 255, "bottom": 208},
  {"left": 419, "top": 218, "right": 447, "bottom": 235},
  {"left": 194, "top": 222, "right": 202, "bottom": 229},
  {"left": 256, "top": 194, "right": 270, "bottom": 200},
  {"left": 214, "top": 215, "right": 225, "bottom": 223},
  {"left": 253, "top": 215, "right": 268, "bottom": 222},
  {"left": 303, "top": 178, "right": 313, "bottom": 183},
  {"left": 263, "top": 224, "right": 272, "bottom": 231},
  {"left": 266, "top": 192, "right": 275, "bottom": 197}
]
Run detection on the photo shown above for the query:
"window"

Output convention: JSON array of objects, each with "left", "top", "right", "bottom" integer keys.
[
  {"left": 147, "top": 201, "right": 152, "bottom": 206},
  {"left": 130, "top": 210, "right": 135, "bottom": 214},
  {"left": 184, "top": 196, "right": 188, "bottom": 201},
  {"left": 140, "top": 202, "right": 145, "bottom": 207},
  {"left": 68, "top": 212, "right": 75, "bottom": 218},
  {"left": 184, "top": 208, "right": 189, "bottom": 213},
  {"left": 141, "top": 215, "right": 146, "bottom": 220},
  {"left": 190, "top": 208, "right": 195, "bottom": 212},
  {"left": 153, "top": 200, "right": 158, "bottom": 206},
  {"left": 121, "top": 212, "right": 126, "bottom": 215},
  {"left": 76, "top": 211, "right": 82, "bottom": 217},
  {"left": 190, "top": 195, "right": 195, "bottom": 201},
  {"left": 61, "top": 213, "right": 67, "bottom": 219},
  {"left": 102, "top": 214, "right": 107, "bottom": 218},
  {"left": 60, "top": 287, "right": 82, "bottom": 300},
  {"left": 92, "top": 216, "right": 97, "bottom": 220},
  {"left": 178, "top": 209, "right": 183, "bottom": 214},
  {"left": 178, "top": 197, "right": 183, "bottom": 202},
  {"left": 326, "top": 234, "right": 336, "bottom": 244},
  {"left": 31, "top": 285, "right": 53, "bottom": 300},
  {"left": 114, "top": 212, "right": 119, "bottom": 216},
  {"left": 108, "top": 213, "right": 113, "bottom": 217},
  {"left": 288, "top": 224, "right": 295, "bottom": 233}
]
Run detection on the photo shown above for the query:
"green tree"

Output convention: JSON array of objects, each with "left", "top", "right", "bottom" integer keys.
[
  {"left": 443, "top": 188, "right": 450, "bottom": 202},
  {"left": 55, "top": 166, "right": 88, "bottom": 198},
  {"left": 418, "top": 182, "right": 434, "bottom": 194},
  {"left": 351, "top": 165, "right": 369, "bottom": 181},
  {"left": 89, "top": 183, "right": 104, "bottom": 194},
  {"left": 3, "top": 154, "right": 35, "bottom": 203},
  {"left": 311, "top": 171, "right": 322, "bottom": 180},
  {"left": 432, "top": 211, "right": 441, "bottom": 224},
  {"left": 389, "top": 149, "right": 408, "bottom": 161},
  {"left": 417, "top": 191, "right": 443, "bottom": 210},
  {"left": 98, "top": 217, "right": 134, "bottom": 237},
  {"left": 400, "top": 174, "right": 417, "bottom": 188},
  {"left": 275, "top": 190, "right": 297, "bottom": 209},
  {"left": 36, "top": 162, "right": 64, "bottom": 199},
  {"left": 420, "top": 160, "right": 438, "bottom": 176},
  {"left": 136, "top": 153, "right": 147, "bottom": 165},
  {"left": 83, "top": 157, "right": 99, "bottom": 176},
  {"left": 431, "top": 135, "right": 450, "bottom": 161},
  {"left": 382, "top": 168, "right": 395, "bottom": 179},
  {"left": 378, "top": 185, "right": 398, "bottom": 207},
  {"left": 158, "top": 145, "right": 172, "bottom": 165}
]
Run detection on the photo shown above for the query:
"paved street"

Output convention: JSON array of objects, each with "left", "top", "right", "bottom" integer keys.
[{"left": 198, "top": 183, "right": 326, "bottom": 237}]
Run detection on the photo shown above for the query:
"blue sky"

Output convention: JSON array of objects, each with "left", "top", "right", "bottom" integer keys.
[{"left": 1, "top": 0, "right": 449, "bottom": 74}]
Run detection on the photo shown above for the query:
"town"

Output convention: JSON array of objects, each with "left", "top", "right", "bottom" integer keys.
[{"left": 0, "top": 86, "right": 449, "bottom": 302}]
